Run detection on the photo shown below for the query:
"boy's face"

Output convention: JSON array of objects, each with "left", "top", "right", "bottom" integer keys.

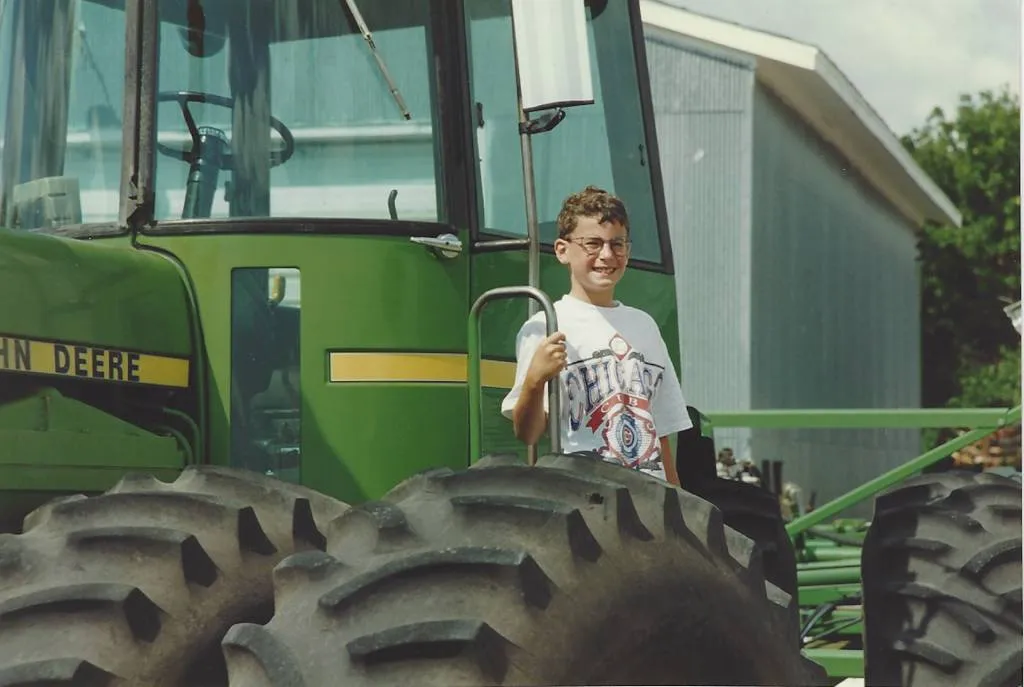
[{"left": 554, "top": 216, "right": 630, "bottom": 296}]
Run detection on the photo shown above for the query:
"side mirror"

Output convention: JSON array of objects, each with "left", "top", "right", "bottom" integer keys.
[{"left": 510, "top": 0, "right": 594, "bottom": 113}]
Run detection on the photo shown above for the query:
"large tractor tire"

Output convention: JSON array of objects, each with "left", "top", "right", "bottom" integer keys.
[
  {"left": 222, "top": 454, "right": 820, "bottom": 686},
  {"left": 862, "top": 470, "right": 1022, "bottom": 687},
  {"left": 685, "top": 478, "right": 798, "bottom": 601},
  {"left": 0, "top": 465, "right": 348, "bottom": 686},
  {"left": 674, "top": 408, "right": 799, "bottom": 628}
]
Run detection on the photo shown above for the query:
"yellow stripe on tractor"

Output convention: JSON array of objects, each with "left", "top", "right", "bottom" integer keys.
[
  {"left": 328, "top": 352, "right": 515, "bottom": 389},
  {"left": 0, "top": 335, "right": 190, "bottom": 388}
]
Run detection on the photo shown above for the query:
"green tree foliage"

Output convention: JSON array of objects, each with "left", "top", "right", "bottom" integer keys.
[{"left": 900, "top": 87, "right": 1021, "bottom": 411}]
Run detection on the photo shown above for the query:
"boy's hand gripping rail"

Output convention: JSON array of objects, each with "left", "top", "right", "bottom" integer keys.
[{"left": 468, "top": 287, "right": 561, "bottom": 461}]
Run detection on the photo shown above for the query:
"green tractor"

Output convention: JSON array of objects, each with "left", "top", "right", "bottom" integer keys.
[{"left": 0, "top": 1, "right": 1016, "bottom": 686}]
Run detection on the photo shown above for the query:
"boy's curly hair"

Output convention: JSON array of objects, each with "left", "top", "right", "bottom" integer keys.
[{"left": 556, "top": 185, "right": 630, "bottom": 239}]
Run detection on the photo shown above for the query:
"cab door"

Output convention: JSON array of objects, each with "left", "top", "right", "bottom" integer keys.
[{"left": 131, "top": 0, "right": 474, "bottom": 504}]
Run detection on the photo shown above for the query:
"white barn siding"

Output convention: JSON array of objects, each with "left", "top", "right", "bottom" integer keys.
[
  {"left": 644, "top": 27, "right": 923, "bottom": 510},
  {"left": 748, "top": 85, "right": 921, "bottom": 509},
  {"left": 645, "top": 32, "right": 756, "bottom": 455}
]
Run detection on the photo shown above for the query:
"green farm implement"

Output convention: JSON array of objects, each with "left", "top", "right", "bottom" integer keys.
[
  {"left": 0, "top": 1, "right": 1018, "bottom": 685},
  {"left": 706, "top": 405, "right": 1022, "bottom": 686}
]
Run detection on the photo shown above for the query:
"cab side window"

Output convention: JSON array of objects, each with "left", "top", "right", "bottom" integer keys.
[{"left": 464, "top": 0, "right": 663, "bottom": 263}]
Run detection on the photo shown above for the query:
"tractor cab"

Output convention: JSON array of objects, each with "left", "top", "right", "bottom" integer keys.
[
  {"left": 2, "top": 0, "right": 665, "bottom": 234},
  {"left": 0, "top": 0, "right": 673, "bottom": 502}
]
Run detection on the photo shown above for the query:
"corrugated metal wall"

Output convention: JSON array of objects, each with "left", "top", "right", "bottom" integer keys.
[
  {"left": 644, "top": 32, "right": 923, "bottom": 509},
  {"left": 644, "top": 32, "right": 756, "bottom": 454},
  {"left": 749, "top": 85, "right": 922, "bottom": 511}
]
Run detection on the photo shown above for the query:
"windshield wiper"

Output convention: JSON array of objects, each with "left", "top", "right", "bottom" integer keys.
[{"left": 341, "top": 0, "right": 411, "bottom": 121}]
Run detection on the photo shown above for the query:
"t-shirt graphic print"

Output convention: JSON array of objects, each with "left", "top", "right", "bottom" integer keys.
[
  {"left": 501, "top": 295, "right": 692, "bottom": 467},
  {"left": 565, "top": 332, "right": 665, "bottom": 467}
]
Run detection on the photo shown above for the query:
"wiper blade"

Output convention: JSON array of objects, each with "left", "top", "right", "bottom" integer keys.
[{"left": 341, "top": 0, "right": 411, "bottom": 121}]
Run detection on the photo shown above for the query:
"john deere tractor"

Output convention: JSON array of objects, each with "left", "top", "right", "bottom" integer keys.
[{"left": 0, "top": 1, "right": 1012, "bottom": 686}]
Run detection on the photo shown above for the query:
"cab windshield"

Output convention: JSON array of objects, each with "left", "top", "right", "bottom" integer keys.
[
  {"left": 0, "top": 0, "right": 665, "bottom": 264},
  {"left": 0, "top": 0, "right": 441, "bottom": 226}
]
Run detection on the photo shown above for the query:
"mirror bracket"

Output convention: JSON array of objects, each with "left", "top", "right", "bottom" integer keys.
[{"left": 520, "top": 108, "right": 567, "bottom": 136}]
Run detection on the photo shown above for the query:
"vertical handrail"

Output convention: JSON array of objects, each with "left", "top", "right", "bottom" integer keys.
[
  {"left": 468, "top": 286, "right": 560, "bottom": 462},
  {"left": 512, "top": 16, "right": 542, "bottom": 466}
]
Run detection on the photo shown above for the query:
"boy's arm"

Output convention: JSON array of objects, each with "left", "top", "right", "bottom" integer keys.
[
  {"left": 651, "top": 325, "right": 691, "bottom": 488},
  {"left": 504, "top": 331, "right": 568, "bottom": 453},
  {"left": 660, "top": 436, "right": 680, "bottom": 486},
  {"left": 512, "top": 378, "right": 548, "bottom": 453}
]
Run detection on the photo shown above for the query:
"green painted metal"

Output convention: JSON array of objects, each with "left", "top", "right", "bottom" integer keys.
[
  {"left": 468, "top": 287, "right": 558, "bottom": 463},
  {"left": 807, "top": 543, "right": 840, "bottom": 551},
  {"left": 160, "top": 406, "right": 203, "bottom": 466},
  {"left": 0, "top": 387, "right": 185, "bottom": 528},
  {"left": 806, "top": 525, "right": 866, "bottom": 546},
  {"left": 799, "top": 584, "right": 862, "bottom": 607},
  {"left": 802, "top": 537, "right": 840, "bottom": 548},
  {"left": 0, "top": 0, "right": 680, "bottom": 518},
  {"left": 0, "top": 230, "right": 201, "bottom": 511},
  {"left": 786, "top": 404, "right": 1021, "bottom": 537},
  {"left": 797, "top": 565, "right": 861, "bottom": 586},
  {"left": 802, "top": 650, "right": 864, "bottom": 678},
  {"left": 829, "top": 519, "right": 869, "bottom": 532},
  {"left": 768, "top": 403, "right": 1024, "bottom": 683},
  {"left": 798, "top": 559, "right": 861, "bottom": 570},
  {"left": 706, "top": 407, "right": 1019, "bottom": 428},
  {"left": 803, "top": 546, "right": 864, "bottom": 562},
  {"left": 779, "top": 402, "right": 1022, "bottom": 682},
  {"left": 0, "top": 229, "right": 193, "bottom": 355},
  {"left": 136, "top": 231, "right": 474, "bottom": 505}
]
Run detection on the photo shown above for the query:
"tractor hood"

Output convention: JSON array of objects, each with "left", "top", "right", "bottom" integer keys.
[{"left": 0, "top": 229, "right": 194, "bottom": 388}]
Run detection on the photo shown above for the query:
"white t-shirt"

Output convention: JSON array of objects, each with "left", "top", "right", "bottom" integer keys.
[{"left": 501, "top": 295, "right": 692, "bottom": 468}]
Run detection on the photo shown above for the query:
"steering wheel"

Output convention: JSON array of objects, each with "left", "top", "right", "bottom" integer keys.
[{"left": 156, "top": 90, "right": 295, "bottom": 168}]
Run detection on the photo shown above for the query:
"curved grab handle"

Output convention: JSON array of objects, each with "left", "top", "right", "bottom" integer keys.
[{"left": 468, "top": 287, "right": 560, "bottom": 461}]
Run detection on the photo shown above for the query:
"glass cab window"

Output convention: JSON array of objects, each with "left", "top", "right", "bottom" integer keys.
[
  {"left": 0, "top": 0, "right": 443, "bottom": 230},
  {"left": 154, "top": 0, "right": 441, "bottom": 222},
  {"left": 0, "top": 0, "right": 126, "bottom": 228},
  {"left": 466, "top": 0, "right": 663, "bottom": 263}
]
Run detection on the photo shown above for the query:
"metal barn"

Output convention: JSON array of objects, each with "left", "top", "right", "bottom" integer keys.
[{"left": 640, "top": 2, "right": 963, "bottom": 507}]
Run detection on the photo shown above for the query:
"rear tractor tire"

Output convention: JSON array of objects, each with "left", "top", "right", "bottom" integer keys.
[
  {"left": 674, "top": 407, "right": 799, "bottom": 629},
  {"left": 862, "top": 470, "right": 1022, "bottom": 687},
  {"left": 0, "top": 465, "right": 348, "bottom": 686},
  {"left": 685, "top": 478, "right": 799, "bottom": 602},
  {"left": 222, "top": 454, "right": 821, "bottom": 686}
]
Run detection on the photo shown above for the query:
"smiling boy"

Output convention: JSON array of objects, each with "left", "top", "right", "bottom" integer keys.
[{"left": 500, "top": 185, "right": 692, "bottom": 485}]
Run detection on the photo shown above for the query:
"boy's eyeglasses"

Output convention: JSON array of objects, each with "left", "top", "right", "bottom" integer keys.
[{"left": 567, "top": 237, "right": 632, "bottom": 257}]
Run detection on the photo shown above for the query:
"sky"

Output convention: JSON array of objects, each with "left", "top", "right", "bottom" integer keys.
[{"left": 661, "top": 0, "right": 1022, "bottom": 137}]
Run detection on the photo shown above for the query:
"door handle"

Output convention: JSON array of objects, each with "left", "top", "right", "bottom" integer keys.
[{"left": 410, "top": 233, "right": 463, "bottom": 259}]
